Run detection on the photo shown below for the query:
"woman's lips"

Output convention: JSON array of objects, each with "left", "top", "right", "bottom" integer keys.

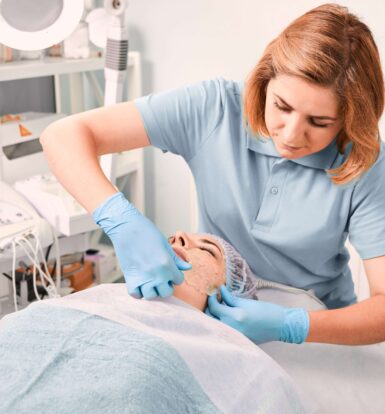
[
  {"left": 281, "top": 143, "right": 302, "bottom": 152},
  {"left": 172, "top": 245, "right": 189, "bottom": 263}
]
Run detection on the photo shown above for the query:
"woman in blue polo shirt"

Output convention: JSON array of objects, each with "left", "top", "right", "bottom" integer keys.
[{"left": 41, "top": 4, "right": 385, "bottom": 345}]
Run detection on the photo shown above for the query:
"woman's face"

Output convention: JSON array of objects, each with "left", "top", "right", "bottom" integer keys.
[
  {"left": 168, "top": 231, "right": 226, "bottom": 310},
  {"left": 264, "top": 74, "right": 343, "bottom": 159}
]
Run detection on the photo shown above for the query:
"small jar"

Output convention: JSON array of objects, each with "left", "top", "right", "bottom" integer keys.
[
  {"left": 0, "top": 44, "right": 13, "bottom": 63},
  {"left": 48, "top": 43, "right": 63, "bottom": 58},
  {"left": 19, "top": 49, "right": 45, "bottom": 60}
]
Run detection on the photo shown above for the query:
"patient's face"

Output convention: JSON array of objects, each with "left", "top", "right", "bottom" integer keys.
[{"left": 168, "top": 231, "right": 226, "bottom": 310}]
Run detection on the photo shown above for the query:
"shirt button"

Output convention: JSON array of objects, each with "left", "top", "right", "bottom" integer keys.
[{"left": 270, "top": 187, "right": 279, "bottom": 195}]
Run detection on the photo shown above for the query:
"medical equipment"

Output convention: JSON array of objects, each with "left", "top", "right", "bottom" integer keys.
[
  {"left": 0, "top": 0, "right": 84, "bottom": 52},
  {"left": 0, "top": 111, "right": 65, "bottom": 183},
  {"left": 0, "top": 181, "right": 61, "bottom": 312},
  {"left": 14, "top": 173, "right": 98, "bottom": 236},
  {"left": 86, "top": 7, "right": 109, "bottom": 49},
  {"left": 0, "top": 1, "right": 143, "bottom": 291},
  {"left": 0, "top": 0, "right": 130, "bottom": 184},
  {"left": 0, "top": 111, "right": 102, "bottom": 236},
  {"left": 0, "top": 182, "right": 52, "bottom": 265},
  {"left": 98, "top": 0, "right": 129, "bottom": 183}
]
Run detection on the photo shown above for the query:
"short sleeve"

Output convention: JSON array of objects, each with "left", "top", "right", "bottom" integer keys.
[
  {"left": 134, "top": 78, "right": 226, "bottom": 161},
  {"left": 348, "top": 147, "right": 385, "bottom": 259}
]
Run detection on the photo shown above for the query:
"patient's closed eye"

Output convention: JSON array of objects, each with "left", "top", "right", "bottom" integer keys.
[
  {"left": 200, "top": 247, "right": 215, "bottom": 257},
  {"left": 199, "top": 238, "right": 221, "bottom": 258}
]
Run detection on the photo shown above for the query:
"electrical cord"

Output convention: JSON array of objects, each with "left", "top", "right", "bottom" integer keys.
[
  {"left": 51, "top": 227, "right": 61, "bottom": 292},
  {"left": 7, "top": 225, "right": 61, "bottom": 312},
  {"left": 45, "top": 243, "right": 52, "bottom": 263},
  {"left": 11, "top": 240, "right": 17, "bottom": 311},
  {"left": 34, "top": 225, "right": 61, "bottom": 291},
  {"left": 14, "top": 235, "right": 58, "bottom": 297},
  {"left": 1, "top": 272, "right": 12, "bottom": 281},
  {"left": 19, "top": 226, "right": 61, "bottom": 294},
  {"left": 12, "top": 237, "right": 48, "bottom": 308},
  {"left": 1, "top": 272, "right": 46, "bottom": 299}
]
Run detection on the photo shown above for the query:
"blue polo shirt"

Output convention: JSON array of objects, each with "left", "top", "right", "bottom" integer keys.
[{"left": 134, "top": 78, "right": 385, "bottom": 309}]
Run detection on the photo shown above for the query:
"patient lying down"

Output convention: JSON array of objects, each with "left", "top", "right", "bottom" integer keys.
[
  {"left": 0, "top": 232, "right": 306, "bottom": 414},
  {"left": 168, "top": 231, "right": 258, "bottom": 311}
]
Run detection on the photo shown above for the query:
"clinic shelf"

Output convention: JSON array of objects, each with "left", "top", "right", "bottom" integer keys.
[{"left": 0, "top": 52, "right": 137, "bottom": 81}]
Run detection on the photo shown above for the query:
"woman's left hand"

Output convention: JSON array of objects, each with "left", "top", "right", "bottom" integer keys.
[{"left": 206, "top": 285, "right": 310, "bottom": 344}]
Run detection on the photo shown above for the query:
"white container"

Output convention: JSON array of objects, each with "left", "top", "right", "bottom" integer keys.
[{"left": 63, "top": 22, "right": 90, "bottom": 59}]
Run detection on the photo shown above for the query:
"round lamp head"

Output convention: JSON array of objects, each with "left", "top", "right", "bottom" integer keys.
[{"left": 0, "top": 0, "right": 84, "bottom": 51}]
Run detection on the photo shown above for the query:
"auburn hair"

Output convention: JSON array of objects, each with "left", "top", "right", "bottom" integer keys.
[{"left": 243, "top": 3, "right": 384, "bottom": 185}]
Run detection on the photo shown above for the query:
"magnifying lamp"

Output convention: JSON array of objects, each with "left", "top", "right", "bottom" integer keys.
[
  {"left": 0, "top": 0, "right": 84, "bottom": 51},
  {"left": 0, "top": 0, "right": 130, "bottom": 184}
]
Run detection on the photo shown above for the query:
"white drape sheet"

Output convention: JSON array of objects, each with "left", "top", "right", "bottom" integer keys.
[{"left": 25, "top": 283, "right": 311, "bottom": 413}]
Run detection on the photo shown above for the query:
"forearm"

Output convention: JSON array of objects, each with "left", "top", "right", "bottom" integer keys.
[
  {"left": 40, "top": 117, "right": 117, "bottom": 213},
  {"left": 306, "top": 294, "right": 385, "bottom": 345}
]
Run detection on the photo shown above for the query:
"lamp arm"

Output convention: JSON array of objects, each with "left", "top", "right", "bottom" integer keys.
[
  {"left": 100, "top": 0, "right": 129, "bottom": 183},
  {"left": 103, "top": 0, "right": 129, "bottom": 106}
]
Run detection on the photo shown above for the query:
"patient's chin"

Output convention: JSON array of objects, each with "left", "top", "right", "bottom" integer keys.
[
  {"left": 173, "top": 281, "right": 208, "bottom": 311},
  {"left": 183, "top": 266, "right": 224, "bottom": 294}
]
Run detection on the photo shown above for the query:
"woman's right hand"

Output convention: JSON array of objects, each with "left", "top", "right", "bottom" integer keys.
[{"left": 92, "top": 192, "right": 192, "bottom": 299}]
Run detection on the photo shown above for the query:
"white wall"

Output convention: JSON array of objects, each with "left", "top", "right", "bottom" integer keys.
[{"left": 127, "top": 0, "right": 385, "bottom": 299}]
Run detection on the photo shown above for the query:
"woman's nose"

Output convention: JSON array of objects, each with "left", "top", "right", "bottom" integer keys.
[{"left": 282, "top": 116, "right": 306, "bottom": 147}]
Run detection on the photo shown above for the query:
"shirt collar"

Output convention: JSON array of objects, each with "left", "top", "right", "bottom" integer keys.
[{"left": 246, "top": 132, "right": 347, "bottom": 170}]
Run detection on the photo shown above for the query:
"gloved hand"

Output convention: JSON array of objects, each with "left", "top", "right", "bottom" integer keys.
[
  {"left": 92, "top": 192, "right": 192, "bottom": 299},
  {"left": 206, "top": 285, "right": 309, "bottom": 344}
]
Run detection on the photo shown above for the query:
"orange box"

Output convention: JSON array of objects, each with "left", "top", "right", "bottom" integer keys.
[{"left": 68, "top": 261, "right": 94, "bottom": 292}]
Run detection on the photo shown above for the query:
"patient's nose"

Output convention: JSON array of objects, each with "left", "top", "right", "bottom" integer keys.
[{"left": 174, "top": 230, "right": 189, "bottom": 248}]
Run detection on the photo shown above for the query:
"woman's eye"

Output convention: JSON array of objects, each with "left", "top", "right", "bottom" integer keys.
[
  {"left": 274, "top": 102, "right": 329, "bottom": 128},
  {"left": 273, "top": 101, "right": 290, "bottom": 112},
  {"left": 310, "top": 120, "right": 328, "bottom": 128},
  {"left": 199, "top": 247, "right": 215, "bottom": 257}
]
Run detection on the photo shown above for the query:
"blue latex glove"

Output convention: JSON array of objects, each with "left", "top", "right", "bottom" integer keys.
[
  {"left": 206, "top": 285, "right": 309, "bottom": 344},
  {"left": 92, "top": 192, "right": 192, "bottom": 299}
]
